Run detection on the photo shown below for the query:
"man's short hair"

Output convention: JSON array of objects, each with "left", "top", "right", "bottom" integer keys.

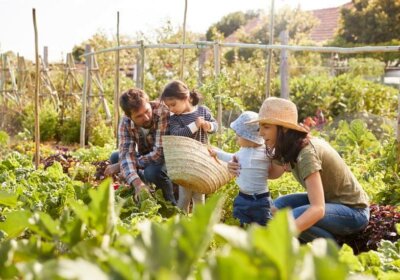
[{"left": 119, "top": 88, "right": 149, "bottom": 116}]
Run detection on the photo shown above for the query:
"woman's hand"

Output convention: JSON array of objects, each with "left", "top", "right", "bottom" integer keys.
[{"left": 227, "top": 155, "right": 240, "bottom": 176}]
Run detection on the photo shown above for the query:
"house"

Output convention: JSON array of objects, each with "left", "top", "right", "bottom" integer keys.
[
  {"left": 310, "top": 2, "right": 352, "bottom": 43},
  {"left": 224, "top": 2, "right": 352, "bottom": 44}
]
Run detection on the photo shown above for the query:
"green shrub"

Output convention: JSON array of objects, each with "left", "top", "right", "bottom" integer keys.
[
  {"left": 58, "top": 113, "right": 81, "bottom": 144},
  {"left": 0, "top": 130, "right": 9, "bottom": 147},
  {"left": 289, "top": 74, "right": 398, "bottom": 121},
  {"left": 88, "top": 119, "right": 115, "bottom": 147},
  {"left": 21, "top": 101, "right": 59, "bottom": 141}
]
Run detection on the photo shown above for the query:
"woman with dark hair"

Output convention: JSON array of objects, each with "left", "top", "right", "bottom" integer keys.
[{"left": 229, "top": 97, "right": 370, "bottom": 242}]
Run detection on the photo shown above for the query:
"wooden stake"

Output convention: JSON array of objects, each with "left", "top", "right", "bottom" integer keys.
[
  {"left": 265, "top": 0, "right": 275, "bottom": 98},
  {"left": 197, "top": 40, "right": 206, "bottom": 87},
  {"left": 114, "top": 11, "right": 120, "bottom": 145},
  {"left": 139, "top": 40, "right": 145, "bottom": 89},
  {"left": 397, "top": 92, "right": 400, "bottom": 164},
  {"left": 180, "top": 0, "right": 188, "bottom": 80},
  {"left": 279, "top": 30, "right": 289, "bottom": 99},
  {"left": 213, "top": 41, "right": 222, "bottom": 147},
  {"left": 80, "top": 45, "right": 91, "bottom": 148},
  {"left": 33, "top": 8, "right": 40, "bottom": 169}
]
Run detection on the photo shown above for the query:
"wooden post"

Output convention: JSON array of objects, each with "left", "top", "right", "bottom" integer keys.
[
  {"left": 0, "top": 54, "right": 6, "bottom": 130},
  {"left": 135, "top": 40, "right": 145, "bottom": 89},
  {"left": 280, "top": 30, "right": 289, "bottom": 99},
  {"left": 139, "top": 40, "right": 145, "bottom": 89},
  {"left": 197, "top": 41, "right": 206, "bottom": 87},
  {"left": 265, "top": 0, "right": 275, "bottom": 98},
  {"left": 43, "top": 46, "right": 48, "bottom": 69},
  {"left": 114, "top": 11, "right": 120, "bottom": 143},
  {"left": 80, "top": 45, "right": 91, "bottom": 148},
  {"left": 135, "top": 45, "right": 141, "bottom": 88},
  {"left": 397, "top": 92, "right": 400, "bottom": 164},
  {"left": 33, "top": 9, "right": 40, "bottom": 169},
  {"left": 214, "top": 41, "right": 222, "bottom": 147},
  {"left": 180, "top": 0, "right": 188, "bottom": 80}
]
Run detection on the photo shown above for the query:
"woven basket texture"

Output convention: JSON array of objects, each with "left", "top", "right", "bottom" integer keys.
[{"left": 163, "top": 135, "right": 233, "bottom": 194}]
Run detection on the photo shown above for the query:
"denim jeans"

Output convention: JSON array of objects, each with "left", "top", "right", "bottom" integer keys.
[
  {"left": 110, "top": 151, "right": 176, "bottom": 205},
  {"left": 233, "top": 194, "right": 273, "bottom": 226},
  {"left": 274, "top": 193, "right": 370, "bottom": 242}
]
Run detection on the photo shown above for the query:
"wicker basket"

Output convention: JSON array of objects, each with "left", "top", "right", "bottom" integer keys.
[{"left": 163, "top": 135, "right": 234, "bottom": 194}]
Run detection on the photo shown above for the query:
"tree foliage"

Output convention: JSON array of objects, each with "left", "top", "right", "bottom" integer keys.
[
  {"left": 206, "top": 10, "right": 259, "bottom": 41},
  {"left": 336, "top": 0, "right": 400, "bottom": 44},
  {"left": 251, "top": 6, "right": 318, "bottom": 45}
]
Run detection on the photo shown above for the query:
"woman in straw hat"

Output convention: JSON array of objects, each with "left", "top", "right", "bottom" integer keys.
[{"left": 229, "top": 97, "right": 370, "bottom": 242}]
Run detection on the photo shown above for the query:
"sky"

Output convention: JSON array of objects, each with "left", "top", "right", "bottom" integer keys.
[{"left": 0, "top": 0, "right": 350, "bottom": 62}]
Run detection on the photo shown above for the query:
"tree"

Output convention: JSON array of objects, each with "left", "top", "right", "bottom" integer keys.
[
  {"left": 206, "top": 10, "right": 259, "bottom": 41},
  {"left": 336, "top": 0, "right": 400, "bottom": 44},
  {"left": 222, "top": 6, "right": 319, "bottom": 66},
  {"left": 251, "top": 6, "right": 318, "bottom": 45}
]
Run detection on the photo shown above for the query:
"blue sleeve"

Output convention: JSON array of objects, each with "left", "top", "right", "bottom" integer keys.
[
  {"left": 202, "top": 106, "right": 218, "bottom": 133},
  {"left": 169, "top": 115, "right": 195, "bottom": 137}
]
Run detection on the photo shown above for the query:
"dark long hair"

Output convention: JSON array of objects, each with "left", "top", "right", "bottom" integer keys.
[
  {"left": 270, "top": 126, "right": 310, "bottom": 164},
  {"left": 161, "top": 80, "right": 202, "bottom": 105}
]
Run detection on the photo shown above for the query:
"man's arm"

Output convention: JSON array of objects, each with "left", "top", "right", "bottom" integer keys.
[{"left": 119, "top": 117, "right": 144, "bottom": 187}]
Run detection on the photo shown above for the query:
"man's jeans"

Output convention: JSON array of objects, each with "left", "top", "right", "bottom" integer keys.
[
  {"left": 110, "top": 151, "right": 176, "bottom": 205},
  {"left": 274, "top": 193, "right": 370, "bottom": 242}
]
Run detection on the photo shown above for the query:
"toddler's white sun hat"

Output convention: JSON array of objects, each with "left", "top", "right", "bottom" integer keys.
[{"left": 230, "top": 111, "right": 264, "bottom": 145}]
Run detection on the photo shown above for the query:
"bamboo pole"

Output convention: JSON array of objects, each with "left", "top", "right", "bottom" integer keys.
[
  {"left": 80, "top": 45, "right": 91, "bottom": 148},
  {"left": 114, "top": 11, "right": 120, "bottom": 144},
  {"left": 213, "top": 41, "right": 222, "bottom": 147},
  {"left": 397, "top": 92, "right": 400, "bottom": 164},
  {"left": 82, "top": 43, "right": 400, "bottom": 57},
  {"left": 180, "top": 0, "right": 188, "bottom": 80},
  {"left": 33, "top": 8, "right": 40, "bottom": 169},
  {"left": 279, "top": 30, "right": 289, "bottom": 99},
  {"left": 197, "top": 40, "right": 206, "bottom": 87},
  {"left": 43, "top": 46, "right": 48, "bottom": 69},
  {"left": 265, "top": 0, "right": 275, "bottom": 98},
  {"left": 139, "top": 40, "right": 145, "bottom": 89}
]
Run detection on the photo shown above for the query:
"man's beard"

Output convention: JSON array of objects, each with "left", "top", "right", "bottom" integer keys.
[{"left": 142, "top": 120, "right": 153, "bottom": 129}]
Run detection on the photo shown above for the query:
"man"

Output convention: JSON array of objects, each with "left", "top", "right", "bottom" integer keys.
[{"left": 107, "top": 88, "right": 176, "bottom": 205}]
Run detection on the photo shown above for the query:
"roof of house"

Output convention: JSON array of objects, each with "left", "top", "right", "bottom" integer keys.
[
  {"left": 310, "top": 2, "right": 352, "bottom": 43},
  {"left": 224, "top": 2, "right": 352, "bottom": 44}
]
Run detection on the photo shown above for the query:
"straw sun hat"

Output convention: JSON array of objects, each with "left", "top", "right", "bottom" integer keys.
[
  {"left": 163, "top": 135, "right": 233, "bottom": 194},
  {"left": 247, "top": 97, "right": 308, "bottom": 133}
]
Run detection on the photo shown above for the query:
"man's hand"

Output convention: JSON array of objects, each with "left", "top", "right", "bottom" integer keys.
[
  {"left": 133, "top": 183, "right": 151, "bottom": 202},
  {"left": 104, "top": 163, "right": 120, "bottom": 176}
]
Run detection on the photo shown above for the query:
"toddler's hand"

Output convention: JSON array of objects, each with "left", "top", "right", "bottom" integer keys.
[
  {"left": 207, "top": 147, "right": 217, "bottom": 157},
  {"left": 228, "top": 155, "right": 240, "bottom": 176}
]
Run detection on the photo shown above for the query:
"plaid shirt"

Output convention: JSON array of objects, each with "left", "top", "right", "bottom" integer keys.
[{"left": 119, "top": 101, "right": 169, "bottom": 187}]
